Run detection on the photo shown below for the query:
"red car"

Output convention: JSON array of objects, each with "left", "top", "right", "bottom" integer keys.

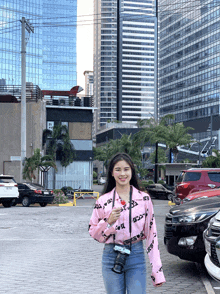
[
  {"left": 184, "top": 188, "right": 220, "bottom": 202},
  {"left": 175, "top": 168, "right": 220, "bottom": 200}
]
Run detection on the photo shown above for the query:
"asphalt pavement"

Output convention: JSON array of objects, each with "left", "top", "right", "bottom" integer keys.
[{"left": 0, "top": 185, "right": 217, "bottom": 294}]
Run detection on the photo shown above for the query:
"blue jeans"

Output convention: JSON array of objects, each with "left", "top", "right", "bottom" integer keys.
[{"left": 102, "top": 241, "right": 147, "bottom": 294}]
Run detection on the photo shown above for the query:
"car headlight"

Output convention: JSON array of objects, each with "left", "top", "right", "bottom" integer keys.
[{"left": 173, "top": 211, "right": 216, "bottom": 223}]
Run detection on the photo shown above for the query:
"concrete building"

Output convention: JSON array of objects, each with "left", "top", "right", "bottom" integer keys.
[
  {"left": 0, "top": 92, "right": 46, "bottom": 182},
  {"left": 94, "top": 0, "right": 156, "bottom": 133},
  {"left": 158, "top": 0, "right": 220, "bottom": 154},
  {"left": 44, "top": 94, "right": 96, "bottom": 190}
]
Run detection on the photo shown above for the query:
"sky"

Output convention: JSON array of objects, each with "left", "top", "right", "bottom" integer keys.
[{"left": 77, "top": 0, "right": 93, "bottom": 94}]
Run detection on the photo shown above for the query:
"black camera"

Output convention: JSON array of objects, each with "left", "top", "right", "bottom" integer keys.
[{"left": 112, "top": 245, "right": 131, "bottom": 274}]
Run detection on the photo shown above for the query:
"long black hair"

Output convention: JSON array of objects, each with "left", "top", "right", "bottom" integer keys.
[{"left": 102, "top": 152, "right": 140, "bottom": 195}]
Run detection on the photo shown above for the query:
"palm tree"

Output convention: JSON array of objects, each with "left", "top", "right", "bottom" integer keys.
[
  {"left": 135, "top": 114, "right": 194, "bottom": 163},
  {"left": 43, "top": 123, "right": 75, "bottom": 167},
  {"left": 163, "top": 122, "right": 194, "bottom": 162},
  {"left": 23, "top": 148, "right": 57, "bottom": 181},
  {"left": 94, "top": 133, "right": 142, "bottom": 171},
  {"left": 202, "top": 149, "right": 220, "bottom": 168}
]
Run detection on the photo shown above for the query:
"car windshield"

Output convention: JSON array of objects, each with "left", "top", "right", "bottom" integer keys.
[
  {"left": 177, "top": 172, "right": 201, "bottom": 182},
  {"left": 177, "top": 172, "right": 185, "bottom": 182},
  {"left": 0, "top": 177, "right": 16, "bottom": 183}
]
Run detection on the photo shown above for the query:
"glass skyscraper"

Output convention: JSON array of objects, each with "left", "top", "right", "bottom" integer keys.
[
  {"left": 94, "top": 0, "right": 156, "bottom": 131},
  {"left": 159, "top": 0, "right": 220, "bottom": 146},
  {"left": 0, "top": 0, "right": 77, "bottom": 91}
]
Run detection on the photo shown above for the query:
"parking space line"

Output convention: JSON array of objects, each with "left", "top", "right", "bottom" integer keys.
[{"left": 196, "top": 263, "right": 216, "bottom": 294}]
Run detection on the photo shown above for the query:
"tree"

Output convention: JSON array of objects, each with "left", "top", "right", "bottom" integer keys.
[
  {"left": 162, "top": 122, "right": 194, "bottom": 163},
  {"left": 94, "top": 133, "right": 142, "bottom": 171},
  {"left": 149, "top": 147, "right": 167, "bottom": 164},
  {"left": 135, "top": 114, "right": 194, "bottom": 163},
  {"left": 43, "top": 123, "right": 76, "bottom": 167},
  {"left": 23, "top": 148, "right": 57, "bottom": 181},
  {"left": 202, "top": 149, "right": 220, "bottom": 168}
]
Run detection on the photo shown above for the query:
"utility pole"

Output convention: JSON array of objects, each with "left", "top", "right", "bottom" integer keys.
[
  {"left": 20, "top": 17, "right": 34, "bottom": 181},
  {"left": 154, "top": 0, "right": 159, "bottom": 183}
]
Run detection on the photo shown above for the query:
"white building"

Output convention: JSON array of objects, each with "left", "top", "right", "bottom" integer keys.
[{"left": 83, "top": 71, "right": 94, "bottom": 96}]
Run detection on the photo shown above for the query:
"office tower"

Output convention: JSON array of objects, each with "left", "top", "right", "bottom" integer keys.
[
  {"left": 42, "top": 0, "right": 77, "bottom": 90},
  {"left": 159, "top": 0, "right": 220, "bottom": 148},
  {"left": 0, "top": 0, "right": 77, "bottom": 90},
  {"left": 94, "top": 0, "right": 156, "bottom": 132}
]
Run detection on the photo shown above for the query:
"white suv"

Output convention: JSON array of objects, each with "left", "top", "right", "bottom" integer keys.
[{"left": 0, "top": 175, "right": 19, "bottom": 207}]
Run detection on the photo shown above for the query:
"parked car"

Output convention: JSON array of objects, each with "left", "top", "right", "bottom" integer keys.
[
  {"left": 203, "top": 211, "right": 220, "bottom": 282},
  {"left": 164, "top": 196, "right": 220, "bottom": 263},
  {"left": 175, "top": 168, "right": 220, "bottom": 200},
  {"left": 14, "top": 183, "right": 54, "bottom": 207},
  {"left": 98, "top": 176, "right": 106, "bottom": 185},
  {"left": 145, "top": 183, "right": 174, "bottom": 200},
  {"left": 183, "top": 188, "right": 220, "bottom": 203},
  {"left": 0, "top": 175, "right": 19, "bottom": 207}
]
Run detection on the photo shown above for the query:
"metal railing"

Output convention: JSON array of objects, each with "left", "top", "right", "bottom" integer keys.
[
  {"left": 0, "top": 85, "right": 43, "bottom": 102},
  {"left": 73, "top": 191, "right": 99, "bottom": 206}
]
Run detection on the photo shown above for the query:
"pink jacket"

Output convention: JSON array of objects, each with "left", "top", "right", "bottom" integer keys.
[{"left": 89, "top": 186, "right": 166, "bottom": 286}]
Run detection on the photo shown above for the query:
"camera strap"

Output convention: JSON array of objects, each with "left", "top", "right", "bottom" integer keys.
[{"left": 112, "top": 186, "right": 132, "bottom": 251}]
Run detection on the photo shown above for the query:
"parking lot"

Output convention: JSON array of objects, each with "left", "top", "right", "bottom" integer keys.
[{"left": 0, "top": 188, "right": 217, "bottom": 293}]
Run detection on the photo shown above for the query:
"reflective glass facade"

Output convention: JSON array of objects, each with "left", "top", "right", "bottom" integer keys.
[
  {"left": 0, "top": 0, "right": 76, "bottom": 90},
  {"left": 94, "top": 0, "right": 155, "bottom": 131},
  {"left": 159, "top": 0, "right": 220, "bottom": 124}
]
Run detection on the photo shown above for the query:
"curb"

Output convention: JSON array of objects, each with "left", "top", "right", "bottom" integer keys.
[
  {"left": 196, "top": 263, "right": 216, "bottom": 294},
  {"left": 59, "top": 202, "right": 73, "bottom": 207}
]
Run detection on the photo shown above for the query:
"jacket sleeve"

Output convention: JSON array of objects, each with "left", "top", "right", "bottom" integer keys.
[
  {"left": 88, "top": 199, "right": 117, "bottom": 243},
  {"left": 144, "top": 196, "right": 166, "bottom": 286}
]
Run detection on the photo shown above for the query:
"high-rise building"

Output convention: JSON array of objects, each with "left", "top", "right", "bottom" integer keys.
[
  {"left": 84, "top": 70, "right": 94, "bottom": 96},
  {"left": 159, "top": 0, "right": 220, "bottom": 150},
  {"left": 0, "top": 0, "right": 77, "bottom": 90},
  {"left": 94, "top": 0, "right": 156, "bottom": 132}
]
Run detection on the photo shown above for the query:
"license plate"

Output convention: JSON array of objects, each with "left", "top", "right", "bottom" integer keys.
[
  {"left": 6, "top": 187, "right": 12, "bottom": 190},
  {"left": 44, "top": 192, "right": 49, "bottom": 195},
  {"left": 204, "top": 239, "right": 211, "bottom": 256}
]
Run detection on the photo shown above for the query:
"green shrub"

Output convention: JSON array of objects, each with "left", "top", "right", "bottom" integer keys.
[
  {"left": 93, "top": 180, "right": 98, "bottom": 184},
  {"left": 93, "top": 171, "right": 97, "bottom": 179},
  {"left": 60, "top": 186, "right": 73, "bottom": 194},
  {"left": 146, "top": 180, "right": 154, "bottom": 185},
  {"left": 158, "top": 180, "right": 165, "bottom": 184},
  {"left": 139, "top": 180, "right": 148, "bottom": 189},
  {"left": 52, "top": 189, "right": 69, "bottom": 204}
]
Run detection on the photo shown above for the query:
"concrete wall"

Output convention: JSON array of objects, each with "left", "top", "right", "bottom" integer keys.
[{"left": 0, "top": 101, "right": 46, "bottom": 182}]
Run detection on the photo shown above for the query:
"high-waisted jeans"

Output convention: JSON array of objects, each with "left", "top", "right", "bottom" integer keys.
[{"left": 102, "top": 241, "right": 147, "bottom": 294}]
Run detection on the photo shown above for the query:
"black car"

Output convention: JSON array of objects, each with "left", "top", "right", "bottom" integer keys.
[
  {"left": 145, "top": 183, "right": 174, "bottom": 200},
  {"left": 14, "top": 183, "right": 54, "bottom": 207},
  {"left": 164, "top": 196, "right": 220, "bottom": 263}
]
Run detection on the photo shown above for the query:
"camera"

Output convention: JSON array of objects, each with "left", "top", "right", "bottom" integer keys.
[{"left": 112, "top": 245, "right": 131, "bottom": 274}]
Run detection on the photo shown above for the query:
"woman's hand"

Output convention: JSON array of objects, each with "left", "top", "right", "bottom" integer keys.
[
  {"left": 107, "top": 207, "right": 121, "bottom": 225},
  {"left": 155, "top": 283, "right": 164, "bottom": 287}
]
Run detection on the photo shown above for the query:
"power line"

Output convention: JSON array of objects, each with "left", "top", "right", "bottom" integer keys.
[{"left": 0, "top": 0, "right": 219, "bottom": 29}]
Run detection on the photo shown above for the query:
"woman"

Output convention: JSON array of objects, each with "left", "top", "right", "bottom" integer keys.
[{"left": 89, "top": 153, "right": 165, "bottom": 293}]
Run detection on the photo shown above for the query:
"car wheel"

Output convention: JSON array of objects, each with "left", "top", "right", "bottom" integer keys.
[
  {"left": 167, "top": 194, "right": 174, "bottom": 201},
  {"left": 39, "top": 203, "right": 47, "bottom": 207},
  {"left": 22, "top": 196, "right": 30, "bottom": 207},
  {"left": 2, "top": 200, "right": 12, "bottom": 208}
]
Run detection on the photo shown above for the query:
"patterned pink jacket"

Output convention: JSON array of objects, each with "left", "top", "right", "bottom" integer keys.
[{"left": 89, "top": 186, "right": 166, "bottom": 286}]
